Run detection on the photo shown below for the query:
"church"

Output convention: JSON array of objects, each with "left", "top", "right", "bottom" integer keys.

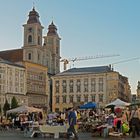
[
  {"left": 0, "top": 7, "right": 61, "bottom": 75},
  {"left": 0, "top": 7, "right": 61, "bottom": 111}
]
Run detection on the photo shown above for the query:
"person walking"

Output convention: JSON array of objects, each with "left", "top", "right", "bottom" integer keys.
[
  {"left": 129, "top": 106, "right": 140, "bottom": 138},
  {"left": 67, "top": 107, "right": 79, "bottom": 140}
]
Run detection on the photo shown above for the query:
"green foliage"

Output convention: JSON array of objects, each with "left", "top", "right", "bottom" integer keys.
[
  {"left": 11, "top": 96, "right": 18, "bottom": 109},
  {"left": 3, "top": 99, "right": 10, "bottom": 116}
]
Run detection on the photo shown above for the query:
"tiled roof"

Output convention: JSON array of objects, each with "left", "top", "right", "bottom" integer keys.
[
  {"left": 56, "top": 66, "right": 113, "bottom": 76},
  {"left": 0, "top": 49, "right": 23, "bottom": 62}
]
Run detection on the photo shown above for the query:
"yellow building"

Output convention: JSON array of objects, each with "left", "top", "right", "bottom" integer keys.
[
  {"left": 52, "top": 66, "right": 131, "bottom": 112},
  {"left": 21, "top": 61, "right": 49, "bottom": 110}
]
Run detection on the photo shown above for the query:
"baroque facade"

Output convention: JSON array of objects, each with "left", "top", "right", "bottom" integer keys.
[
  {"left": 0, "top": 7, "right": 61, "bottom": 110},
  {"left": 22, "top": 7, "right": 61, "bottom": 75},
  {"left": 52, "top": 66, "right": 131, "bottom": 112}
]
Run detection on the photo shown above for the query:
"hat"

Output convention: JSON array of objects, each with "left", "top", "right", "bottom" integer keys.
[{"left": 114, "top": 107, "right": 122, "bottom": 113}]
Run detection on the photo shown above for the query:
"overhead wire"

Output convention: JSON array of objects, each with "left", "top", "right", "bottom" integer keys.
[{"left": 112, "top": 57, "right": 140, "bottom": 65}]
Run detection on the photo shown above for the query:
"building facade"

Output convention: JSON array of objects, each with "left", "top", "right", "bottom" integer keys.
[
  {"left": 52, "top": 66, "right": 131, "bottom": 112},
  {"left": 22, "top": 61, "right": 49, "bottom": 109},
  {"left": 0, "top": 59, "right": 28, "bottom": 111}
]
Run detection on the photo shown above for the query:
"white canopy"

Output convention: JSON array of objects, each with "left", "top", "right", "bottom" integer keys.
[
  {"left": 6, "top": 105, "right": 43, "bottom": 114},
  {"left": 106, "top": 98, "right": 130, "bottom": 107}
]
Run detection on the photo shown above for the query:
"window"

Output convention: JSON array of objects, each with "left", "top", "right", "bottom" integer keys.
[
  {"left": 98, "top": 78, "right": 103, "bottom": 92},
  {"left": 69, "top": 95, "right": 74, "bottom": 103},
  {"left": 55, "top": 96, "right": 59, "bottom": 104},
  {"left": 84, "top": 79, "right": 88, "bottom": 92},
  {"left": 91, "top": 94, "right": 96, "bottom": 102},
  {"left": 84, "top": 94, "right": 88, "bottom": 102},
  {"left": 28, "top": 27, "right": 32, "bottom": 32},
  {"left": 62, "top": 80, "right": 67, "bottom": 93},
  {"left": 55, "top": 81, "right": 59, "bottom": 93},
  {"left": 69, "top": 80, "right": 74, "bottom": 93},
  {"left": 91, "top": 78, "right": 96, "bottom": 92},
  {"left": 28, "top": 53, "right": 32, "bottom": 60},
  {"left": 99, "top": 94, "right": 103, "bottom": 102},
  {"left": 28, "top": 35, "right": 32, "bottom": 43},
  {"left": 62, "top": 95, "right": 67, "bottom": 103},
  {"left": 76, "top": 95, "right": 81, "bottom": 102},
  {"left": 76, "top": 79, "right": 81, "bottom": 92}
]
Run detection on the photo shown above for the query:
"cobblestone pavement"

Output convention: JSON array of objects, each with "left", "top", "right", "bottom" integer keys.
[{"left": 0, "top": 131, "right": 140, "bottom": 140}]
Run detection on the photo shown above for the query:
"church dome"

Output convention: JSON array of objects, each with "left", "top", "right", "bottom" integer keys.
[
  {"left": 27, "top": 7, "right": 41, "bottom": 24},
  {"left": 47, "top": 21, "right": 58, "bottom": 36}
]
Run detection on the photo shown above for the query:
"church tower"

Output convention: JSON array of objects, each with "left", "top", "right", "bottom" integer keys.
[
  {"left": 137, "top": 81, "right": 140, "bottom": 100},
  {"left": 43, "top": 21, "right": 61, "bottom": 75},
  {"left": 22, "top": 7, "right": 44, "bottom": 65}
]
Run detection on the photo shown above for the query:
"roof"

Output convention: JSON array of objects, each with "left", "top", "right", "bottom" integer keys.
[
  {"left": 27, "top": 7, "right": 41, "bottom": 24},
  {"left": 0, "top": 59, "right": 25, "bottom": 68},
  {"left": 0, "top": 49, "right": 23, "bottom": 62},
  {"left": 55, "top": 66, "right": 113, "bottom": 76},
  {"left": 47, "top": 21, "right": 58, "bottom": 36}
]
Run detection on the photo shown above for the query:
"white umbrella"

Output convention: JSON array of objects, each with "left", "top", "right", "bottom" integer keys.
[
  {"left": 106, "top": 98, "right": 130, "bottom": 108},
  {"left": 6, "top": 105, "right": 42, "bottom": 114}
]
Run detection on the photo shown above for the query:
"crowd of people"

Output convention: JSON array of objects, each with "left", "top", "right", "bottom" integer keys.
[
  {"left": 45, "top": 105, "right": 140, "bottom": 139},
  {"left": 0, "top": 105, "right": 140, "bottom": 139}
]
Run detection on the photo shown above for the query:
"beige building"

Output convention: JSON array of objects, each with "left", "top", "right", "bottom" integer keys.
[
  {"left": 52, "top": 66, "right": 131, "bottom": 112},
  {"left": 0, "top": 59, "right": 28, "bottom": 110}
]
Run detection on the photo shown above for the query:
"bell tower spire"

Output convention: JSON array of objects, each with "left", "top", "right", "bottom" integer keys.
[
  {"left": 43, "top": 21, "right": 61, "bottom": 74},
  {"left": 22, "top": 7, "right": 44, "bottom": 65}
]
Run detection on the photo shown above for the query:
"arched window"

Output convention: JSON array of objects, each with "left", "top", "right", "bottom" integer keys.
[
  {"left": 28, "top": 53, "right": 32, "bottom": 60},
  {"left": 28, "top": 35, "right": 32, "bottom": 43}
]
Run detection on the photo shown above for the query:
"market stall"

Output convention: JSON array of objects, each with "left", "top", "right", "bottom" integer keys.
[
  {"left": 105, "top": 98, "right": 130, "bottom": 108},
  {"left": 79, "top": 102, "right": 97, "bottom": 109},
  {"left": 6, "top": 105, "right": 43, "bottom": 114}
]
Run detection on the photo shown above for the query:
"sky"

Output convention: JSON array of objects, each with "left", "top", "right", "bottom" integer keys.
[{"left": 0, "top": 0, "right": 140, "bottom": 94}]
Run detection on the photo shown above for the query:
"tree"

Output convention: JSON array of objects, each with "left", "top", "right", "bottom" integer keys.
[
  {"left": 11, "top": 96, "right": 18, "bottom": 109},
  {"left": 3, "top": 99, "right": 10, "bottom": 116}
]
